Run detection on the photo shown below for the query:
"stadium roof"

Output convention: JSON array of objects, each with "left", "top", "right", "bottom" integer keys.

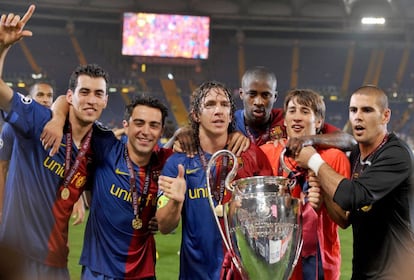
[{"left": 2, "top": 0, "right": 414, "bottom": 42}]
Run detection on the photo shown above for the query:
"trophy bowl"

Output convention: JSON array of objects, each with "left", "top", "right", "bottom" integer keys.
[{"left": 227, "top": 176, "right": 302, "bottom": 280}]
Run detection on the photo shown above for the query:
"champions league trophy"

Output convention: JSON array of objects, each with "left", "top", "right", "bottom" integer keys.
[{"left": 206, "top": 150, "right": 302, "bottom": 280}]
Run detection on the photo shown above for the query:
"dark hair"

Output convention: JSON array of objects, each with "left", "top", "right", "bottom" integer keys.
[
  {"left": 68, "top": 64, "right": 109, "bottom": 93},
  {"left": 189, "top": 81, "right": 236, "bottom": 141},
  {"left": 28, "top": 81, "right": 54, "bottom": 97},
  {"left": 241, "top": 66, "right": 278, "bottom": 93},
  {"left": 124, "top": 95, "right": 169, "bottom": 127},
  {"left": 352, "top": 85, "right": 389, "bottom": 111},
  {"left": 284, "top": 88, "right": 326, "bottom": 133}
]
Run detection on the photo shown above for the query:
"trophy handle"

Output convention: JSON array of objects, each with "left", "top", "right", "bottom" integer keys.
[
  {"left": 206, "top": 149, "right": 239, "bottom": 193},
  {"left": 279, "top": 148, "right": 297, "bottom": 190},
  {"left": 206, "top": 150, "right": 243, "bottom": 274}
]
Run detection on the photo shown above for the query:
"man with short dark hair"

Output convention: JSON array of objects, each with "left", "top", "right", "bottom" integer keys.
[
  {"left": 294, "top": 85, "right": 414, "bottom": 279},
  {"left": 0, "top": 5, "right": 110, "bottom": 279}
]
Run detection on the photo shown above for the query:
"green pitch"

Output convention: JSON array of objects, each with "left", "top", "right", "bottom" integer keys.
[{"left": 68, "top": 212, "right": 352, "bottom": 279}]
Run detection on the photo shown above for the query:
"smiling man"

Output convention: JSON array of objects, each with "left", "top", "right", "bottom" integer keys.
[
  {"left": 156, "top": 81, "right": 272, "bottom": 280},
  {"left": 77, "top": 96, "right": 173, "bottom": 280},
  {"left": 0, "top": 5, "right": 110, "bottom": 279},
  {"left": 261, "top": 89, "right": 350, "bottom": 280}
]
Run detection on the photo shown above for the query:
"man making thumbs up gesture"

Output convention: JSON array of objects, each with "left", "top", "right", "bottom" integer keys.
[{"left": 157, "top": 81, "right": 273, "bottom": 280}]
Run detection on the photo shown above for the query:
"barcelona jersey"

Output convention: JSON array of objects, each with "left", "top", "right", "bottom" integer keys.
[
  {"left": 0, "top": 122, "right": 14, "bottom": 161},
  {"left": 80, "top": 133, "right": 172, "bottom": 279},
  {"left": 0, "top": 92, "right": 106, "bottom": 268},
  {"left": 160, "top": 144, "right": 272, "bottom": 279}
]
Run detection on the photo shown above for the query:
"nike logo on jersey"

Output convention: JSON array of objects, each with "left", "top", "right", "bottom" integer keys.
[
  {"left": 115, "top": 168, "right": 129, "bottom": 176},
  {"left": 186, "top": 168, "right": 201, "bottom": 175}
]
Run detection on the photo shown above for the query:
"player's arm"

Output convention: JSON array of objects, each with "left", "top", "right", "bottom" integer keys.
[
  {"left": 71, "top": 196, "right": 85, "bottom": 226},
  {"left": 0, "top": 160, "right": 8, "bottom": 223},
  {"left": 286, "top": 131, "right": 356, "bottom": 157},
  {"left": 295, "top": 146, "right": 350, "bottom": 226},
  {"left": 40, "top": 95, "right": 69, "bottom": 156},
  {"left": 322, "top": 190, "right": 350, "bottom": 228},
  {"left": 0, "top": 5, "right": 35, "bottom": 111},
  {"left": 156, "top": 164, "right": 186, "bottom": 234}
]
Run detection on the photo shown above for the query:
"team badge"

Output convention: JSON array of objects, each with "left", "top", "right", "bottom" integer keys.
[
  {"left": 237, "top": 157, "right": 244, "bottom": 169},
  {"left": 270, "top": 126, "right": 284, "bottom": 140},
  {"left": 361, "top": 205, "right": 372, "bottom": 212},
  {"left": 20, "top": 95, "right": 33, "bottom": 104},
  {"left": 75, "top": 176, "right": 86, "bottom": 188}
]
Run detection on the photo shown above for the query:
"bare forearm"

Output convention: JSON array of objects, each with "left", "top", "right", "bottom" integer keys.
[
  {"left": 156, "top": 201, "right": 182, "bottom": 234},
  {"left": 322, "top": 192, "right": 349, "bottom": 229},
  {"left": 0, "top": 45, "right": 10, "bottom": 77},
  {"left": 310, "top": 131, "right": 356, "bottom": 151},
  {"left": 317, "top": 163, "right": 345, "bottom": 199},
  {"left": 51, "top": 95, "right": 69, "bottom": 124},
  {"left": 0, "top": 46, "right": 13, "bottom": 111},
  {"left": 0, "top": 161, "right": 9, "bottom": 221}
]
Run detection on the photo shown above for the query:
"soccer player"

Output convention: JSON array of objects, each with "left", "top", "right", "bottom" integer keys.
[
  {"left": 156, "top": 81, "right": 273, "bottom": 279},
  {"left": 79, "top": 96, "right": 173, "bottom": 279},
  {"left": 294, "top": 85, "right": 414, "bottom": 279},
  {"left": 0, "top": 82, "right": 86, "bottom": 225},
  {"left": 0, "top": 5, "right": 110, "bottom": 279},
  {"left": 46, "top": 93, "right": 174, "bottom": 279},
  {"left": 0, "top": 82, "right": 54, "bottom": 222},
  {"left": 173, "top": 66, "right": 355, "bottom": 157},
  {"left": 261, "top": 89, "right": 350, "bottom": 280},
  {"left": 236, "top": 66, "right": 355, "bottom": 149}
]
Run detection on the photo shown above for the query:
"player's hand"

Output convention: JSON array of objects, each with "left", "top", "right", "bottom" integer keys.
[
  {"left": 0, "top": 5, "right": 35, "bottom": 49},
  {"left": 285, "top": 136, "right": 313, "bottom": 157},
  {"left": 227, "top": 131, "right": 250, "bottom": 156},
  {"left": 71, "top": 196, "right": 85, "bottom": 226},
  {"left": 40, "top": 117, "right": 64, "bottom": 156},
  {"left": 174, "top": 126, "right": 197, "bottom": 157},
  {"left": 158, "top": 164, "right": 186, "bottom": 202},
  {"left": 307, "top": 171, "right": 322, "bottom": 210},
  {"left": 148, "top": 216, "right": 158, "bottom": 234},
  {"left": 294, "top": 146, "right": 317, "bottom": 169}
]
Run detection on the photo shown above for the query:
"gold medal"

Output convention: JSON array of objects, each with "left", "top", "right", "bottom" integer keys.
[
  {"left": 132, "top": 218, "right": 142, "bottom": 229},
  {"left": 61, "top": 188, "right": 70, "bottom": 200},
  {"left": 215, "top": 204, "right": 223, "bottom": 217}
]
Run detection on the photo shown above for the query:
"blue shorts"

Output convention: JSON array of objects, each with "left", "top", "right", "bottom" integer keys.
[{"left": 82, "top": 266, "right": 156, "bottom": 280}]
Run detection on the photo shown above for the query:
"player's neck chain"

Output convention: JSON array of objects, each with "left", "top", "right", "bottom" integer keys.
[
  {"left": 244, "top": 115, "right": 271, "bottom": 144},
  {"left": 60, "top": 124, "right": 92, "bottom": 201},
  {"left": 125, "top": 145, "right": 153, "bottom": 230}
]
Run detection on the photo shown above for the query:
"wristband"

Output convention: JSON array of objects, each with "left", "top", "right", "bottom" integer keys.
[{"left": 307, "top": 153, "right": 325, "bottom": 176}]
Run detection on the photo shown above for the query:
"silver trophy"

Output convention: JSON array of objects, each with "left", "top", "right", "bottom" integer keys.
[{"left": 206, "top": 149, "right": 302, "bottom": 280}]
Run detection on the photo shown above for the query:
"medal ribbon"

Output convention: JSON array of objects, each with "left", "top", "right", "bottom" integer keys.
[
  {"left": 125, "top": 144, "right": 152, "bottom": 224},
  {"left": 62, "top": 125, "right": 92, "bottom": 190},
  {"left": 244, "top": 114, "right": 271, "bottom": 144},
  {"left": 198, "top": 147, "right": 228, "bottom": 204}
]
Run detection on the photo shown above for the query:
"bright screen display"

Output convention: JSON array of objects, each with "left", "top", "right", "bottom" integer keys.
[{"left": 122, "top": 12, "right": 210, "bottom": 59}]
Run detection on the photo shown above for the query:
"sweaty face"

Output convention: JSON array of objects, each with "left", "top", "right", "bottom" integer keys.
[
  {"left": 284, "top": 97, "right": 321, "bottom": 138},
  {"left": 197, "top": 88, "right": 232, "bottom": 137},
  {"left": 124, "top": 105, "right": 163, "bottom": 157},
  {"left": 240, "top": 78, "right": 276, "bottom": 126},
  {"left": 67, "top": 75, "right": 108, "bottom": 126},
  {"left": 31, "top": 83, "right": 54, "bottom": 108},
  {"left": 349, "top": 93, "right": 390, "bottom": 147}
]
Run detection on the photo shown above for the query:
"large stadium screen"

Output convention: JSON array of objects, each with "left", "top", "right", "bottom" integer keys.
[{"left": 122, "top": 12, "right": 210, "bottom": 59}]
